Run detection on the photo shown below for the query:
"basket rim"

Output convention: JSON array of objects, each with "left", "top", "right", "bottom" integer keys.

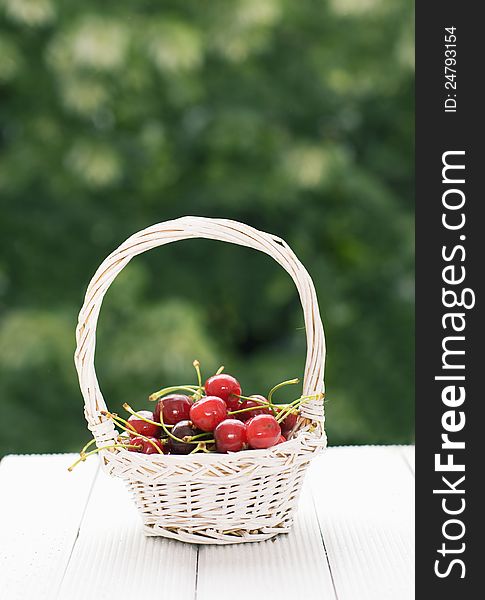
[{"left": 101, "top": 429, "right": 325, "bottom": 467}]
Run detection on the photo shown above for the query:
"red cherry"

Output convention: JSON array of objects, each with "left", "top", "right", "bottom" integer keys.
[
  {"left": 214, "top": 419, "right": 247, "bottom": 453},
  {"left": 127, "top": 411, "right": 160, "bottom": 438},
  {"left": 189, "top": 396, "right": 227, "bottom": 432},
  {"left": 204, "top": 374, "right": 242, "bottom": 411},
  {"left": 239, "top": 395, "right": 273, "bottom": 421},
  {"left": 153, "top": 394, "right": 192, "bottom": 425},
  {"left": 169, "top": 420, "right": 199, "bottom": 454},
  {"left": 277, "top": 409, "right": 298, "bottom": 437},
  {"left": 144, "top": 438, "right": 165, "bottom": 454},
  {"left": 246, "top": 414, "right": 281, "bottom": 449},
  {"left": 275, "top": 434, "right": 287, "bottom": 445},
  {"left": 129, "top": 436, "right": 144, "bottom": 452},
  {"left": 129, "top": 436, "right": 165, "bottom": 454}
]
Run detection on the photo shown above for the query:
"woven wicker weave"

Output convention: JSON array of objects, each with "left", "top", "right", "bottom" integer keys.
[{"left": 74, "top": 216, "right": 327, "bottom": 544}]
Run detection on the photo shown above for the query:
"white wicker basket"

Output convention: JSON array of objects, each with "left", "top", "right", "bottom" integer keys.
[{"left": 74, "top": 216, "right": 327, "bottom": 544}]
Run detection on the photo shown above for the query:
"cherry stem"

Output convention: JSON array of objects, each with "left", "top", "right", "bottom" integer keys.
[
  {"left": 234, "top": 393, "right": 262, "bottom": 403},
  {"left": 192, "top": 360, "right": 204, "bottom": 401},
  {"left": 193, "top": 360, "right": 202, "bottom": 388},
  {"left": 80, "top": 438, "right": 97, "bottom": 456},
  {"left": 68, "top": 443, "right": 137, "bottom": 471},
  {"left": 233, "top": 394, "right": 277, "bottom": 409},
  {"left": 189, "top": 441, "right": 213, "bottom": 454},
  {"left": 229, "top": 403, "right": 273, "bottom": 416},
  {"left": 189, "top": 432, "right": 214, "bottom": 441},
  {"left": 267, "top": 378, "right": 300, "bottom": 405},
  {"left": 215, "top": 365, "right": 225, "bottom": 375},
  {"left": 274, "top": 393, "right": 322, "bottom": 423},
  {"left": 120, "top": 404, "right": 173, "bottom": 429},
  {"left": 149, "top": 385, "right": 200, "bottom": 402},
  {"left": 101, "top": 410, "right": 138, "bottom": 434},
  {"left": 102, "top": 411, "right": 165, "bottom": 454},
  {"left": 275, "top": 402, "right": 300, "bottom": 424}
]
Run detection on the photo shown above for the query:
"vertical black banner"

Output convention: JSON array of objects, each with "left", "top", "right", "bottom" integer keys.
[{"left": 417, "top": 1, "right": 482, "bottom": 597}]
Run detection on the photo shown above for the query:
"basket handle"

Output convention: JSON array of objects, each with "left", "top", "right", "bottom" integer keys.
[{"left": 74, "top": 217, "right": 326, "bottom": 447}]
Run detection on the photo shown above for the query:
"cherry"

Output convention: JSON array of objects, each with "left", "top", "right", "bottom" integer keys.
[
  {"left": 275, "top": 434, "right": 287, "bottom": 445},
  {"left": 204, "top": 373, "right": 242, "bottom": 411},
  {"left": 153, "top": 394, "right": 192, "bottom": 425},
  {"left": 214, "top": 419, "right": 247, "bottom": 453},
  {"left": 246, "top": 414, "right": 281, "bottom": 449},
  {"left": 169, "top": 420, "right": 199, "bottom": 454},
  {"left": 189, "top": 396, "right": 227, "bottom": 432},
  {"left": 277, "top": 408, "right": 298, "bottom": 437},
  {"left": 239, "top": 395, "right": 274, "bottom": 421},
  {"left": 127, "top": 411, "right": 160, "bottom": 438},
  {"left": 129, "top": 436, "right": 165, "bottom": 454}
]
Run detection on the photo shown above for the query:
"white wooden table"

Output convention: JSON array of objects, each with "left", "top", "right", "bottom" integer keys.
[{"left": 0, "top": 446, "right": 414, "bottom": 600}]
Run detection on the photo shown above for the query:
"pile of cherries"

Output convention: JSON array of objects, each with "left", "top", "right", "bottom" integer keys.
[{"left": 70, "top": 361, "right": 309, "bottom": 469}]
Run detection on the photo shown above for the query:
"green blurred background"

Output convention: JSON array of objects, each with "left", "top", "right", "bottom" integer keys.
[{"left": 0, "top": 0, "right": 414, "bottom": 455}]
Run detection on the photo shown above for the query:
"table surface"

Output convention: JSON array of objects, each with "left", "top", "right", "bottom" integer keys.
[{"left": 0, "top": 445, "right": 414, "bottom": 600}]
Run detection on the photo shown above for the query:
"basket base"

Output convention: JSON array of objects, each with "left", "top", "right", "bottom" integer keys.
[{"left": 141, "top": 519, "right": 294, "bottom": 545}]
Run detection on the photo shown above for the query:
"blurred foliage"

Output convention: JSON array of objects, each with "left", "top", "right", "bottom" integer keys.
[{"left": 0, "top": 0, "right": 414, "bottom": 455}]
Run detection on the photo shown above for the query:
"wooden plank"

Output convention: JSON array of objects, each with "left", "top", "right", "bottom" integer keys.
[
  {"left": 56, "top": 466, "right": 198, "bottom": 600},
  {"left": 309, "top": 446, "right": 414, "bottom": 600},
  {"left": 196, "top": 480, "right": 337, "bottom": 600},
  {"left": 0, "top": 454, "right": 98, "bottom": 600}
]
